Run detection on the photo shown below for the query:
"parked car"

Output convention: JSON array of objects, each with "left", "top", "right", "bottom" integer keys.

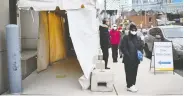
[{"left": 144, "top": 26, "right": 183, "bottom": 67}]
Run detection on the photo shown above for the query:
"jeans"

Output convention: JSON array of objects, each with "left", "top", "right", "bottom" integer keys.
[{"left": 111, "top": 44, "right": 118, "bottom": 61}]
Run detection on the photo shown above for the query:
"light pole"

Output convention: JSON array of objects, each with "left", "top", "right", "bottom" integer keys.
[
  {"left": 104, "top": 0, "right": 107, "bottom": 18},
  {"left": 9, "top": 0, "right": 17, "bottom": 24}
]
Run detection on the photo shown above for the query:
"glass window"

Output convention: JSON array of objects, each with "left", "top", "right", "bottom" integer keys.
[
  {"left": 149, "top": 17, "right": 152, "bottom": 22},
  {"left": 162, "top": 27, "right": 183, "bottom": 38}
]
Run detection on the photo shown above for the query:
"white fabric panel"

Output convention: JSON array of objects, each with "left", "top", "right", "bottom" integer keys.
[
  {"left": 67, "top": 9, "right": 99, "bottom": 79},
  {"left": 17, "top": 0, "right": 59, "bottom": 11},
  {"left": 62, "top": 0, "right": 87, "bottom": 10},
  {"left": 17, "top": 0, "right": 97, "bottom": 11}
]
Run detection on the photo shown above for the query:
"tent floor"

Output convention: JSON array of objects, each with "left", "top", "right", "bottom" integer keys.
[{"left": 21, "top": 56, "right": 116, "bottom": 95}]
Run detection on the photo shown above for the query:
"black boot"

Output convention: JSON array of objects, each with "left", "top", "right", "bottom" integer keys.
[{"left": 105, "top": 67, "right": 110, "bottom": 69}]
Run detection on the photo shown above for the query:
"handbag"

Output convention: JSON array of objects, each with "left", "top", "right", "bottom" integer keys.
[
  {"left": 137, "top": 50, "right": 143, "bottom": 61},
  {"left": 135, "top": 37, "right": 143, "bottom": 61}
]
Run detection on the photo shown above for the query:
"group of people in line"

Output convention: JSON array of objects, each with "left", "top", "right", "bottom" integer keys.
[{"left": 99, "top": 18, "right": 144, "bottom": 93}]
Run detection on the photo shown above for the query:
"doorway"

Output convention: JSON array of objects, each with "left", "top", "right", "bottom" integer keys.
[{"left": 19, "top": 10, "right": 83, "bottom": 94}]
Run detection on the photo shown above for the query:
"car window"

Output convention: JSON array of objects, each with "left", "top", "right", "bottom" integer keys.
[{"left": 162, "top": 27, "right": 183, "bottom": 38}]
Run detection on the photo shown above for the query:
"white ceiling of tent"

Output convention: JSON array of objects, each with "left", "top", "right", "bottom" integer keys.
[{"left": 17, "top": 0, "right": 101, "bottom": 11}]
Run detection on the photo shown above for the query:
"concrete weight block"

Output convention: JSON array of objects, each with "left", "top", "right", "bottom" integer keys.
[{"left": 91, "top": 69, "right": 114, "bottom": 92}]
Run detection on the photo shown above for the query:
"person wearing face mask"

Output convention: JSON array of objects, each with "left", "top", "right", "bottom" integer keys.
[
  {"left": 99, "top": 19, "right": 110, "bottom": 69},
  {"left": 120, "top": 24, "right": 144, "bottom": 93},
  {"left": 109, "top": 24, "right": 121, "bottom": 63}
]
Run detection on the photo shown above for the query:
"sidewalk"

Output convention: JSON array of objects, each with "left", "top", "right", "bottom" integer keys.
[
  {"left": 109, "top": 56, "right": 183, "bottom": 95},
  {"left": 2, "top": 54, "right": 183, "bottom": 96}
]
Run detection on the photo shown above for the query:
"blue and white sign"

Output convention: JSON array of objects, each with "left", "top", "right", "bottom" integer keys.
[
  {"left": 153, "top": 42, "right": 174, "bottom": 71},
  {"left": 158, "top": 61, "right": 171, "bottom": 65}
]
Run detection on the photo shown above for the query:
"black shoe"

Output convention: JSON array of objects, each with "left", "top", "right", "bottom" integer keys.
[{"left": 105, "top": 67, "right": 110, "bottom": 69}]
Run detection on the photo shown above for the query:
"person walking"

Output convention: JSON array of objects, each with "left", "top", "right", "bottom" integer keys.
[
  {"left": 117, "top": 24, "right": 124, "bottom": 58},
  {"left": 109, "top": 24, "right": 121, "bottom": 63},
  {"left": 120, "top": 24, "right": 144, "bottom": 92},
  {"left": 99, "top": 19, "right": 110, "bottom": 69}
]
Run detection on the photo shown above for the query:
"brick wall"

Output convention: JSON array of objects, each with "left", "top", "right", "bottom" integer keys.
[{"left": 127, "top": 15, "right": 157, "bottom": 29}]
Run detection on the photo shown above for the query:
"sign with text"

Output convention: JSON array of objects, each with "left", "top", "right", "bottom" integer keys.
[{"left": 154, "top": 42, "right": 174, "bottom": 71}]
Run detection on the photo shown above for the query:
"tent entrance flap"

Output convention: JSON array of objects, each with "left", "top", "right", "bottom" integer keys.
[
  {"left": 35, "top": 9, "right": 99, "bottom": 79},
  {"left": 37, "top": 11, "right": 67, "bottom": 72},
  {"left": 67, "top": 9, "right": 99, "bottom": 79}
]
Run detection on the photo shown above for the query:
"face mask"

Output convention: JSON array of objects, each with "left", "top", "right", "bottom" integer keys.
[
  {"left": 113, "top": 27, "right": 117, "bottom": 30},
  {"left": 131, "top": 31, "right": 137, "bottom": 35}
]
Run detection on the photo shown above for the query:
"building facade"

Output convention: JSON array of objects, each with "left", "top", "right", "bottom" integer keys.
[
  {"left": 127, "top": 15, "right": 157, "bottom": 28},
  {"left": 104, "top": 0, "right": 132, "bottom": 11},
  {"left": 172, "top": 0, "right": 183, "bottom": 3},
  {"left": 106, "top": 0, "right": 121, "bottom": 10},
  {"left": 120, "top": 0, "right": 133, "bottom": 11},
  {"left": 132, "top": 0, "right": 182, "bottom": 13}
]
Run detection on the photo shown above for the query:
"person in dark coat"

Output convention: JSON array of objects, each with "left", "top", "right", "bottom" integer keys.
[
  {"left": 120, "top": 24, "right": 144, "bottom": 92},
  {"left": 99, "top": 19, "right": 110, "bottom": 69}
]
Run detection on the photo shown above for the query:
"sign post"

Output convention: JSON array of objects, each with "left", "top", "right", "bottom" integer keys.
[{"left": 150, "top": 42, "right": 174, "bottom": 74}]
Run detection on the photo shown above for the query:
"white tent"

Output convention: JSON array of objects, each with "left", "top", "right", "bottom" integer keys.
[{"left": 17, "top": 0, "right": 102, "bottom": 79}]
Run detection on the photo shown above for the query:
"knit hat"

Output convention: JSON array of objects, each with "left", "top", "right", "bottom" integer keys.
[{"left": 129, "top": 24, "right": 137, "bottom": 31}]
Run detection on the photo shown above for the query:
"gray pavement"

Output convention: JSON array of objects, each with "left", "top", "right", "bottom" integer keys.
[
  {"left": 108, "top": 55, "right": 183, "bottom": 95},
  {"left": 2, "top": 51, "right": 183, "bottom": 96}
]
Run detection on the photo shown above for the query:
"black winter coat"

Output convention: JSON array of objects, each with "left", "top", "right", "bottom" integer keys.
[
  {"left": 120, "top": 33, "right": 144, "bottom": 65},
  {"left": 99, "top": 24, "right": 110, "bottom": 49}
]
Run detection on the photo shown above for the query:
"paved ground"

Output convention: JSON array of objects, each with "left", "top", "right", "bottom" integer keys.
[
  {"left": 2, "top": 51, "right": 183, "bottom": 96},
  {"left": 109, "top": 56, "right": 183, "bottom": 96}
]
